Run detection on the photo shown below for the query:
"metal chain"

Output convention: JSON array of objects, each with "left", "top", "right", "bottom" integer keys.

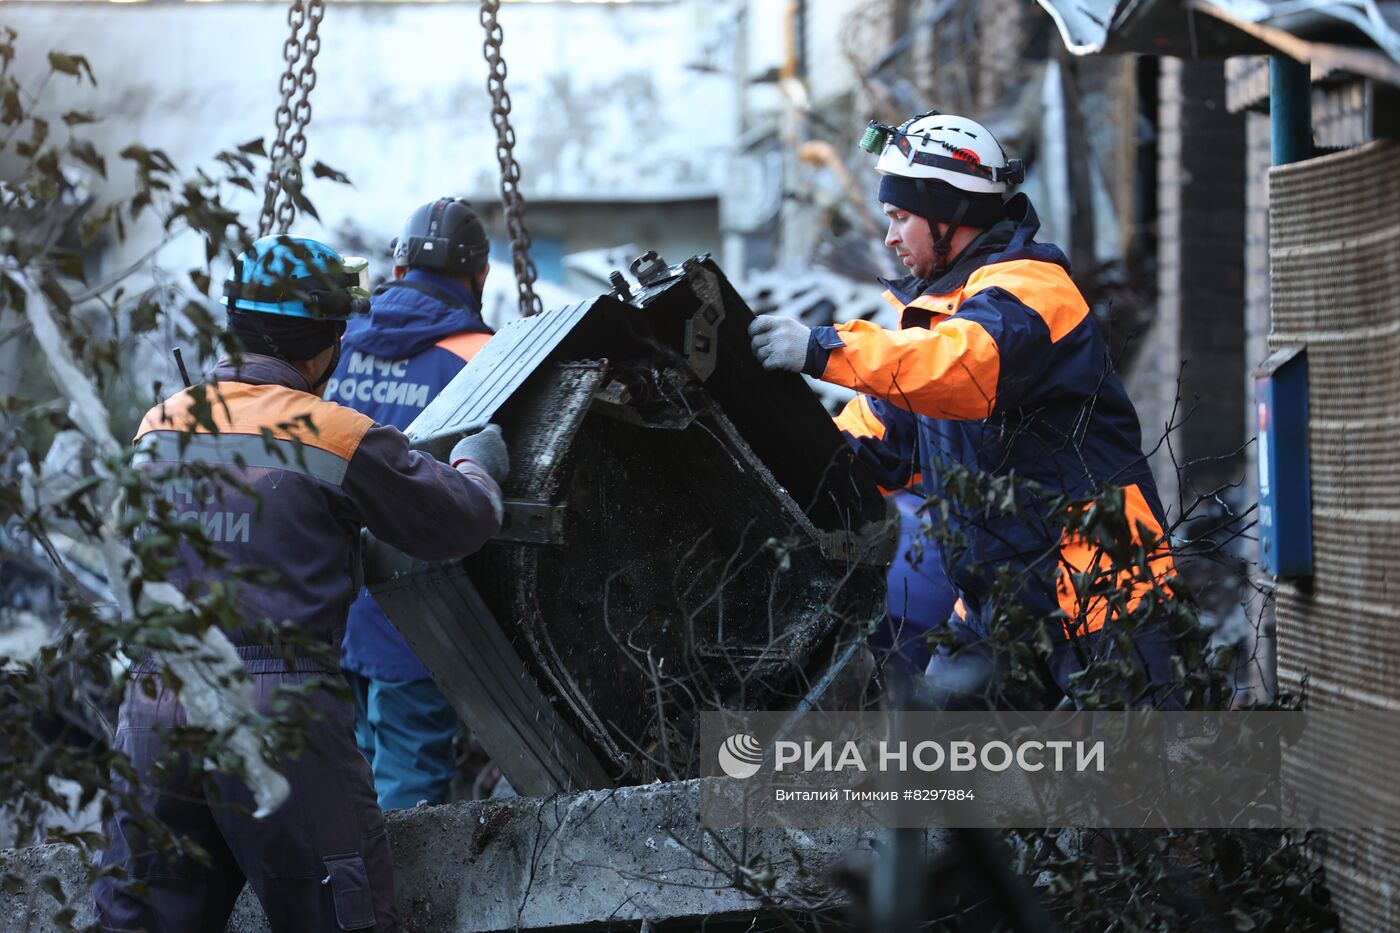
[
  {"left": 481, "top": 0, "right": 543, "bottom": 317},
  {"left": 257, "top": 0, "right": 325, "bottom": 237},
  {"left": 256, "top": 0, "right": 305, "bottom": 237}
]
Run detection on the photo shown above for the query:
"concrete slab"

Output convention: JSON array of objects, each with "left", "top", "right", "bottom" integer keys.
[{"left": 2, "top": 780, "right": 914, "bottom": 932}]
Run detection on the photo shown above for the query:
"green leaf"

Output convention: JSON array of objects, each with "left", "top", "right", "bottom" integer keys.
[
  {"left": 130, "top": 296, "right": 159, "bottom": 335},
  {"left": 79, "top": 202, "right": 119, "bottom": 246},
  {"left": 1, "top": 78, "right": 21, "bottom": 126},
  {"left": 216, "top": 150, "right": 255, "bottom": 175},
  {"left": 47, "top": 51, "right": 95, "bottom": 86},
  {"left": 1034, "top": 621, "right": 1054, "bottom": 656},
  {"left": 16, "top": 117, "right": 47, "bottom": 158},
  {"left": 119, "top": 144, "right": 176, "bottom": 175},
  {"left": 71, "top": 140, "right": 106, "bottom": 179},
  {"left": 0, "top": 27, "right": 16, "bottom": 72},
  {"left": 39, "top": 272, "right": 74, "bottom": 311},
  {"left": 54, "top": 251, "right": 86, "bottom": 284},
  {"left": 310, "top": 161, "right": 351, "bottom": 185},
  {"left": 283, "top": 177, "right": 320, "bottom": 223},
  {"left": 32, "top": 149, "right": 65, "bottom": 201},
  {"left": 182, "top": 300, "right": 217, "bottom": 337}
]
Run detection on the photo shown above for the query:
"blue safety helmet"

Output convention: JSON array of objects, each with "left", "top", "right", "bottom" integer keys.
[{"left": 221, "top": 234, "right": 371, "bottom": 320}]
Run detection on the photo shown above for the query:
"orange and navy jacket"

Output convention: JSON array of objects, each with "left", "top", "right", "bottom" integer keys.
[
  {"left": 331, "top": 269, "right": 494, "bottom": 681},
  {"left": 814, "top": 195, "right": 1172, "bottom": 637},
  {"left": 133, "top": 354, "right": 502, "bottom": 658}
]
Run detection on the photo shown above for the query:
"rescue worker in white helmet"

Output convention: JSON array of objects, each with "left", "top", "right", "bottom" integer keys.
[
  {"left": 749, "top": 111, "right": 1183, "bottom": 709},
  {"left": 96, "top": 234, "right": 508, "bottom": 932}
]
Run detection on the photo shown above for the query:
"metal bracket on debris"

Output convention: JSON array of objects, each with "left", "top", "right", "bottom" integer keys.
[
  {"left": 681, "top": 260, "right": 726, "bottom": 382},
  {"left": 499, "top": 499, "right": 567, "bottom": 545},
  {"left": 683, "top": 300, "right": 724, "bottom": 381},
  {"left": 630, "top": 249, "right": 673, "bottom": 287}
]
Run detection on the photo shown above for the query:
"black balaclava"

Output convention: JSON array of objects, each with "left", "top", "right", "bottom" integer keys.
[
  {"left": 226, "top": 309, "right": 346, "bottom": 391},
  {"left": 878, "top": 174, "right": 1007, "bottom": 278}
]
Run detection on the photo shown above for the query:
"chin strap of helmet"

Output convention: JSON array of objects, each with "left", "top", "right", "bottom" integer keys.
[
  {"left": 311, "top": 336, "right": 342, "bottom": 393},
  {"left": 916, "top": 178, "right": 971, "bottom": 278}
]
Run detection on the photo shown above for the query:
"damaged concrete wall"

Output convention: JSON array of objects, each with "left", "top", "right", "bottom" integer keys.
[
  {"left": 2, "top": 780, "right": 914, "bottom": 932},
  {"left": 4, "top": 1, "right": 740, "bottom": 289},
  {"left": 802, "top": 0, "right": 870, "bottom": 107}
]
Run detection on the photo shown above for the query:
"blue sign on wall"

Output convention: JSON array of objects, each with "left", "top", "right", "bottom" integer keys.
[
  {"left": 1254, "top": 346, "right": 1313, "bottom": 578},
  {"left": 491, "top": 236, "right": 564, "bottom": 283}
]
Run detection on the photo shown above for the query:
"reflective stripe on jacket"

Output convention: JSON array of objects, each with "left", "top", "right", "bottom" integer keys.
[
  {"left": 133, "top": 354, "right": 502, "bottom": 654},
  {"left": 813, "top": 195, "right": 1173, "bottom": 636},
  {"left": 335, "top": 270, "right": 494, "bottom": 681}
]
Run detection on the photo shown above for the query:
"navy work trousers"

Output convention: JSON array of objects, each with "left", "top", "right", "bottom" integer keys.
[{"left": 94, "top": 662, "right": 396, "bottom": 932}]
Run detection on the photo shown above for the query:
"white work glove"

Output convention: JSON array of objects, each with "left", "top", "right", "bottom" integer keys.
[
  {"left": 450, "top": 424, "right": 509, "bottom": 486},
  {"left": 748, "top": 314, "right": 811, "bottom": 373}
]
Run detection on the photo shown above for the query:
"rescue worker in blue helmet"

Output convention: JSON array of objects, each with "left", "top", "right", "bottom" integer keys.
[
  {"left": 332, "top": 197, "right": 497, "bottom": 810},
  {"left": 749, "top": 111, "right": 1183, "bottom": 709},
  {"left": 95, "top": 234, "right": 509, "bottom": 932}
]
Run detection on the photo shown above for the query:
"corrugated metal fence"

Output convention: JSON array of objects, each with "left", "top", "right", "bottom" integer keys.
[{"left": 1271, "top": 139, "right": 1400, "bottom": 931}]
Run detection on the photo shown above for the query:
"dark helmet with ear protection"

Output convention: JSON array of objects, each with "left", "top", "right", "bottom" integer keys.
[{"left": 390, "top": 197, "right": 490, "bottom": 276}]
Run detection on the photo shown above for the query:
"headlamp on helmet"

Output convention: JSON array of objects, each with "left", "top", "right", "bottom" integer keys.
[{"left": 859, "top": 121, "right": 899, "bottom": 154}]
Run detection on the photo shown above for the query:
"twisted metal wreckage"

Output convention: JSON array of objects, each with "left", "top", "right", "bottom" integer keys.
[{"left": 370, "top": 249, "right": 897, "bottom": 796}]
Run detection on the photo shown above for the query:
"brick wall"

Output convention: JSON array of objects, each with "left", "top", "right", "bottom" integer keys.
[
  {"left": 1129, "top": 57, "right": 1248, "bottom": 520},
  {"left": 1126, "top": 59, "right": 1182, "bottom": 513},
  {"left": 1176, "top": 61, "right": 1248, "bottom": 497}
]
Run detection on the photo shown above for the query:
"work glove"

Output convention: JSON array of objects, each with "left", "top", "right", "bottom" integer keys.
[
  {"left": 748, "top": 314, "right": 811, "bottom": 374},
  {"left": 450, "top": 423, "right": 510, "bottom": 486}
]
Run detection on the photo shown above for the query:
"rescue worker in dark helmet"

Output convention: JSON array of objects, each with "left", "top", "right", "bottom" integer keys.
[
  {"left": 95, "top": 234, "right": 509, "bottom": 932},
  {"left": 331, "top": 197, "right": 497, "bottom": 810},
  {"left": 749, "top": 111, "right": 1181, "bottom": 709}
]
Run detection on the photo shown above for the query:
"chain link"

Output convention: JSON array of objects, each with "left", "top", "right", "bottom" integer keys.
[
  {"left": 258, "top": 0, "right": 325, "bottom": 238},
  {"left": 481, "top": 0, "right": 543, "bottom": 317}
]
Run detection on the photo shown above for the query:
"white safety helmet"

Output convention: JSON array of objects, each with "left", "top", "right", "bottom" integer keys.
[{"left": 866, "top": 111, "right": 1023, "bottom": 195}]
